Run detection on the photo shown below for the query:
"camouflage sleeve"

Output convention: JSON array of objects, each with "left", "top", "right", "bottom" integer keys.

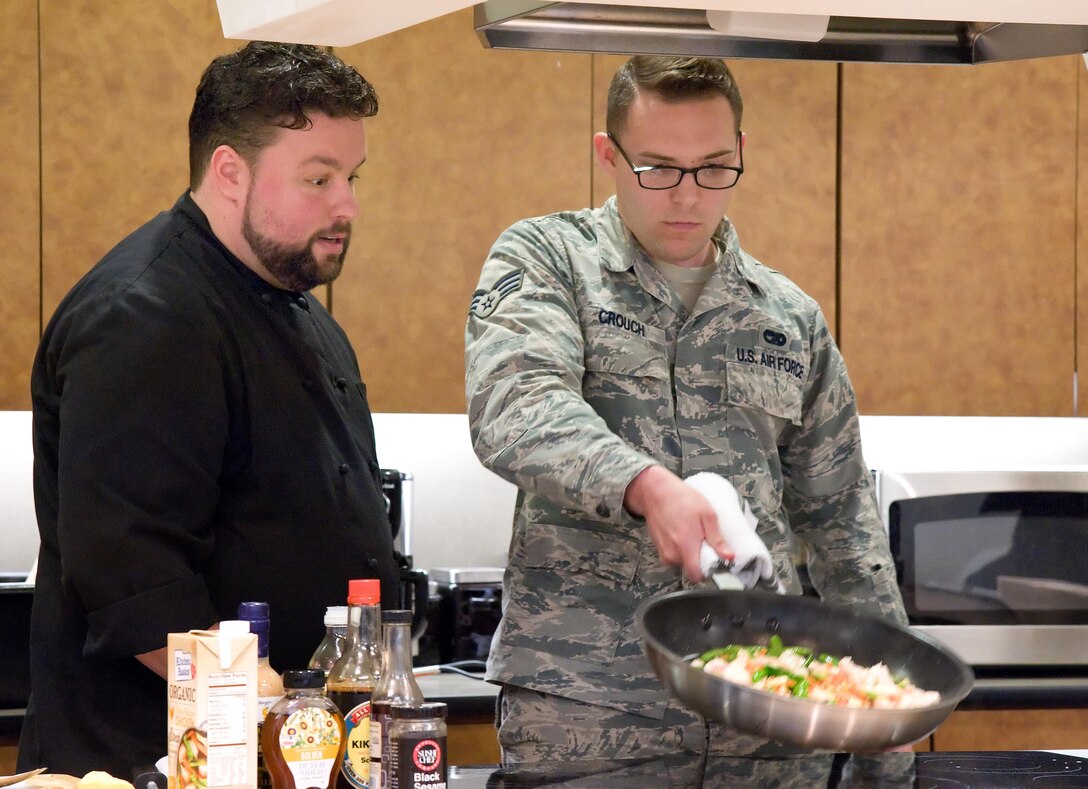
[
  {"left": 779, "top": 307, "right": 908, "bottom": 625},
  {"left": 464, "top": 219, "right": 655, "bottom": 520}
]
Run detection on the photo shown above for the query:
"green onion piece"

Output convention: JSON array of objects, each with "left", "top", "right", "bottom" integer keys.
[
  {"left": 751, "top": 665, "right": 804, "bottom": 685},
  {"left": 792, "top": 678, "right": 810, "bottom": 697},
  {"left": 697, "top": 645, "right": 743, "bottom": 663},
  {"left": 767, "top": 634, "right": 784, "bottom": 656}
]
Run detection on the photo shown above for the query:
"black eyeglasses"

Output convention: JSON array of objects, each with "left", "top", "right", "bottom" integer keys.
[{"left": 607, "top": 132, "right": 743, "bottom": 190}]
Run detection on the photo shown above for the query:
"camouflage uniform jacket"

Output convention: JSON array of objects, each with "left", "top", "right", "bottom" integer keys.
[{"left": 464, "top": 197, "right": 907, "bottom": 719}]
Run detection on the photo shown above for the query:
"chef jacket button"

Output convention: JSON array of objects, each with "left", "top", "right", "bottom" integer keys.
[
  {"left": 368, "top": 460, "right": 379, "bottom": 473},
  {"left": 296, "top": 296, "right": 308, "bottom": 310},
  {"left": 596, "top": 503, "right": 611, "bottom": 518},
  {"left": 367, "top": 558, "right": 378, "bottom": 569},
  {"left": 335, "top": 377, "right": 348, "bottom": 390},
  {"left": 339, "top": 463, "right": 350, "bottom": 476},
  {"left": 260, "top": 294, "right": 273, "bottom": 306}
]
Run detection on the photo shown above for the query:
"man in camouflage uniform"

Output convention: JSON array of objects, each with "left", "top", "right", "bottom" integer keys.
[{"left": 464, "top": 55, "right": 908, "bottom": 777}]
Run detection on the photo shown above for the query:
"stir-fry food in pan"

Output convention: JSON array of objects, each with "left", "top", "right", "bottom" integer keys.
[{"left": 691, "top": 635, "right": 941, "bottom": 709}]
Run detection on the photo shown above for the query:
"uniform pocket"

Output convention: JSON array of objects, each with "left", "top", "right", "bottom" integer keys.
[
  {"left": 725, "top": 360, "right": 803, "bottom": 425},
  {"left": 582, "top": 316, "right": 669, "bottom": 422},
  {"left": 583, "top": 325, "right": 668, "bottom": 379},
  {"left": 505, "top": 523, "right": 641, "bottom": 665}
]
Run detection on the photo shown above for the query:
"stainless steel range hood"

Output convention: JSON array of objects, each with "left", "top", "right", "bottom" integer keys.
[
  {"left": 474, "top": 1, "right": 1088, "bottom": 64},
  {"left": 215, "top": 0, "right": 1088, "bottom": 66}
]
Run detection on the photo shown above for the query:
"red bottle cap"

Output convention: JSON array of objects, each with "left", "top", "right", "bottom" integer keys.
[{"left": 347, "top": 578, "right": 381, "bottom": 605}]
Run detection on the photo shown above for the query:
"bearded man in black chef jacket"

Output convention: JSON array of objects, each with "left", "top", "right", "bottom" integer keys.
[{"left": 18, "top": 41, "right": 398, "bottom": 777}]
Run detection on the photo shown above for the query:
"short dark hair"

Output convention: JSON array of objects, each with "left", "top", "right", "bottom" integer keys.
[
  {"left": 188, "top": 41, "right": 379, "bottom": 188},
  {"left": 606, "top": 56, "right": 743, "bottom": 136}
]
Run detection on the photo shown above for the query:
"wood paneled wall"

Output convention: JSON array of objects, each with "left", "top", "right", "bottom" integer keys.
[
  {"left": 333, "top": 14, "right": 592, "bottom": 413},
  {"left": 0, "top": 0, "right": 41, "bottom": 409},
  {"left": 723, "top": 60, "right": 840, "bottom": 327},
  {"left": 0, "top": 2, "right": 1084, "bottom": 419},
  {"left": 39, "top": 1, "right": 232, "bottom": 318},
  {"left": 1079, "top": 61, "right": 1088, "bottom": 418},
  {"left": 840, "top": 59, "right": 1079, "bottom": 416}
]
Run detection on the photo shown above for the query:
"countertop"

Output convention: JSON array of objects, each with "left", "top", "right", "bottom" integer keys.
[
  {"left": 433, "top": 751, "right": 1088, "bottom": 788},
  {"left": 415, "top": 670, "right": 497, "bottom": 718}
]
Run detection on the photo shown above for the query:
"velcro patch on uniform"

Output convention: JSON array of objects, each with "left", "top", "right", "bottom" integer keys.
[{"left": 469, "top": 269, "right": 524, "bottom": 318}]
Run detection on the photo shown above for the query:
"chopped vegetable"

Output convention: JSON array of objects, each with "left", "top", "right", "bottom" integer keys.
[{"left": 690, "top": 639, "right": 940, "bottom": 709}]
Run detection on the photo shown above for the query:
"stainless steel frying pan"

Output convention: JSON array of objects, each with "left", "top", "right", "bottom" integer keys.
[{"left": 636, "top": 589, "right": 974, "bottom": 751}]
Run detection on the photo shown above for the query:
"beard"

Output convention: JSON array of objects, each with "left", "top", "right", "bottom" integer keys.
[{"left": 241, "top": 200, "right": 352, "bottom": 292}]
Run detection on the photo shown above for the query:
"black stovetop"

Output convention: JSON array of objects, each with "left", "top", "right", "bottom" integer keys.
[{"left": 444, "top": 751, "right": 1088, "bottom": 787}]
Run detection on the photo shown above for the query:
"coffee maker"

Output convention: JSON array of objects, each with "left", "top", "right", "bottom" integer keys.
[{"left": 380, "top": 469, "right": 428, "bottom": 641}]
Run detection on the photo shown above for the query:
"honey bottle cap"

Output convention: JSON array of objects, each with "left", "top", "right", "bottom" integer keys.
[{"left": 283, "top": 669, "right": 326, "bottom": 690}]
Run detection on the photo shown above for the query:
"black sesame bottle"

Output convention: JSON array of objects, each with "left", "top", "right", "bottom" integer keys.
[{"left": 387, "top": 703, "right": 447, "bottom": 789}]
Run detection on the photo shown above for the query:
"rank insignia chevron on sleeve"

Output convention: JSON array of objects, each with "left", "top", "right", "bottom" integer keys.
[{"left": 469, "top": 269, "right": 524, "bottom": 319}]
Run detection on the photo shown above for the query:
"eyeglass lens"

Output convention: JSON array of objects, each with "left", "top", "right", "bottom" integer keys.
[
  {"left": 638, "top": 167, "right": 740, "bottom": 189},
  {"left": 607, "top": 132, "right": 742, "bottom": 191}
]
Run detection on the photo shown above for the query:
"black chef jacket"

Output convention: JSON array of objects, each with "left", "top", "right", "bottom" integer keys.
[{"left": 18, "top": 192, "right": 398, "bottom": 776}]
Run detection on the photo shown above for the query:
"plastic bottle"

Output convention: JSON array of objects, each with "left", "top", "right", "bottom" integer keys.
[
  {"left": 309, "top": 605, "right": 349, "bottom": 676},
  {"left": 369, "top": 610, "right": 424, "bottom": 789},
  {"left": 262, "top": 669, "right": 347, "bottom": 789},
  {"left": 326, "top": 579, "right": 383, "bottom": 789},
  {"left": 239, "top": 601, "right": 285, "bottom": 789}
]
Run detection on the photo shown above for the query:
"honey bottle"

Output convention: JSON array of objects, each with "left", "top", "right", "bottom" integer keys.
[{"left": 262, "top": 669, "right": 346, "bottom": 789}]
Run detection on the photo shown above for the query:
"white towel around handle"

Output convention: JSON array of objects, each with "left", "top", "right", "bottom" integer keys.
[{"left": 684, "top": 472, "right": 783, "bottom": 593}]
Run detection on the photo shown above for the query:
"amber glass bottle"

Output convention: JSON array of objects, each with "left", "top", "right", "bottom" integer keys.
[
  {"left": 326, "top": 579, "right": 382, "bottom": 789},
  {"left": 262, "top": 669, "right": 346, "bottom": 789}
]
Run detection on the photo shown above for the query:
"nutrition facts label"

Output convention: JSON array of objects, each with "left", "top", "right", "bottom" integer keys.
[{"left": 208, "top": 671, "right": 250, "bottom": 785}]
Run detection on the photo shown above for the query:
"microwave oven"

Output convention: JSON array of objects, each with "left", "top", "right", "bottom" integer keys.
[{"left": 875, "top": 468, "right": 1088, "bottom": 667}]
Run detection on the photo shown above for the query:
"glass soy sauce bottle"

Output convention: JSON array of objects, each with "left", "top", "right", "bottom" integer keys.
[{"left": 326, "top": 579, "right": 382, "bottom": 788}]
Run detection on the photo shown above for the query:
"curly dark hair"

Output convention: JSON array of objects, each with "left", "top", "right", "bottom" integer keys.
[
  {"left": 189, "top": 41, "right": 379, "bottom": 188},
  {"left": 606, "top": 56, "right": 743, "bottom": 136}
]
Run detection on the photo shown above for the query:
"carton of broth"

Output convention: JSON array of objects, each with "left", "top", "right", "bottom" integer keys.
[{"left": 167, "top": 622, "right": 258, "bottom": 789}]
